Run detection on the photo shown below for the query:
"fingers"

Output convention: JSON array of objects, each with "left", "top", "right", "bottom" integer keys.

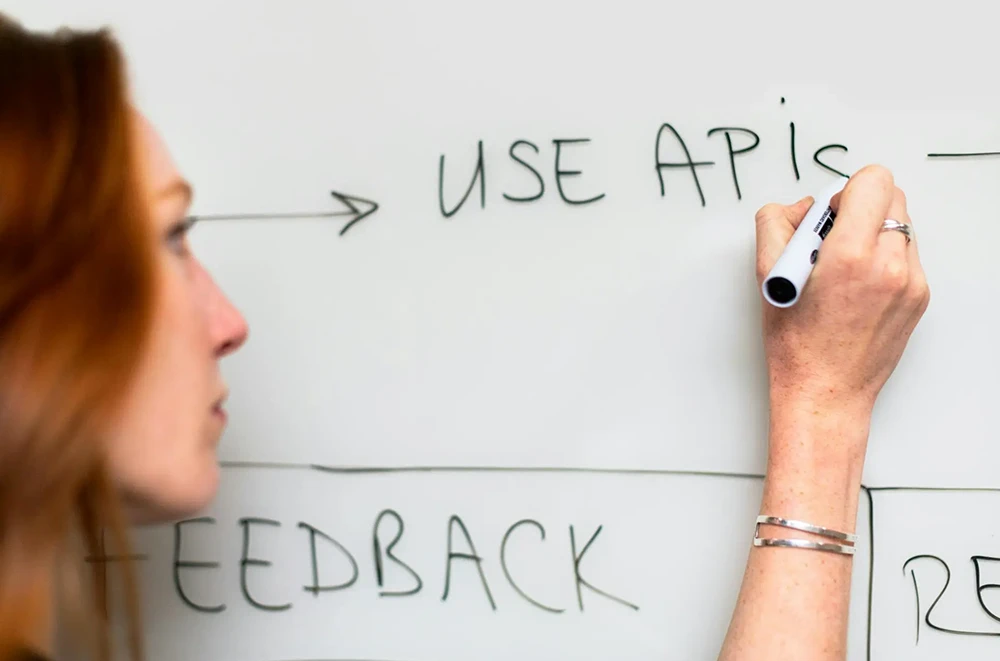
[
  {"left": 885, "top": 191, "right": 931, "bottom": 318},
  {"left": 871, "top": 184, "right": 929, "bottom": 314},
  {"left": 833, "top": 170, "right": 930, "bottom": 316},
  {"left": 753, "top": 165, "right": 929, "bottom": 317},
  {"left": 786, "top": 196, "right": 815, "bottom": 230},
  {"left": 826, "top": 165, "right": 895, "bottom": 256},
  {"left": 754, "top": 195, "right": 814, "bottom": 284},
  {"left": 875, "top": 186, "right": 911, "bottom": 266}
]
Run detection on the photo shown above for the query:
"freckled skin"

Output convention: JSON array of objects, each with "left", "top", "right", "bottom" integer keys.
[{"left": 719, "top": 165, "right": 929, "bottom": 661}]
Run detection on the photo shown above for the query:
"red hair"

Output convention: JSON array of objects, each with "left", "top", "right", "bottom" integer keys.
[{"left": 0, "top": 13, "right": 155, "bottom": 661}]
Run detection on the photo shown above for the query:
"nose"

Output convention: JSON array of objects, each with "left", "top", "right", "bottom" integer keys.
[{"left": 206, "top": 271, "right": 249, "bottom": 359}]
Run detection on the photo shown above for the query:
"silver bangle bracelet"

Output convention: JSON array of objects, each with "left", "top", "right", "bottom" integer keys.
[
  {"left": 753, "top": 537, "right": 856, "bottom": 556},
  {"left": 755, "top": 515, "right": 857, "bottom": 544}
]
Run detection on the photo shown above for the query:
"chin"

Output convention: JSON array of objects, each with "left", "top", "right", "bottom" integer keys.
[{"left": 123, "top": 459, "right": 220, "bottom": 526}]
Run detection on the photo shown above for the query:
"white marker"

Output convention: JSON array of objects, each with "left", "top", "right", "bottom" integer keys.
[{"left": 762, "top": 180, "right": 847, "bottom": 307}]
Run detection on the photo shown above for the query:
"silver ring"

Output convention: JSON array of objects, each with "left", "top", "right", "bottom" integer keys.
[{"left": 881, "top": 218, "right": 912, "bottom": 244}]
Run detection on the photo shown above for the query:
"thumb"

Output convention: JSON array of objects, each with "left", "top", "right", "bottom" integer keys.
[{"left": 754, "top": 195, "right": 814, "bottom": 284}]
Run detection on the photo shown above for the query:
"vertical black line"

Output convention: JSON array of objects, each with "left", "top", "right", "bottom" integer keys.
[
  {"left": 570, "top": 526, "right": 583, "bottom": 611},
  {"left": 910, "top": 569, "right": 921, "bottom": 645},
  {"left": 866, "top": 487, "right": 875, "bottom": 661},
  {"left": 309, "top": 527, "right": 320, "bottom": 594},
  {"left": 790, "top": 122, "right": 800, "bottom": 180}
]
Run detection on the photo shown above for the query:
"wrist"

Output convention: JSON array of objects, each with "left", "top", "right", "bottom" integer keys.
[
  {"left": 761, "top": 395, "right": 872, "bottom": 534},
  {"left": 761, "top": 456, "right": 863, "bottom": 536},
  {"left": 768, "top": 374, "right": 876, "bottom": 418},
  {"left": 767, "top": 387, "right": 872, "bottom": 468}
]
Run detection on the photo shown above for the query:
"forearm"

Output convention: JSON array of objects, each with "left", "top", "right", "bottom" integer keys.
[{"left": 718, "top": 399, "right": 870, "bottom": 661}]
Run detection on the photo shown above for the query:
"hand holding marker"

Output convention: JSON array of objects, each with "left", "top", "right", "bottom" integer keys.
[{"left": 762, "top": 181, "right": 846, "bottom": 307}]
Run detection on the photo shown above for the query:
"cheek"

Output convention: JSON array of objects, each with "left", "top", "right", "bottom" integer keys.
[{"left": 106, "top": 261, "right": 219, "bottom": 521}]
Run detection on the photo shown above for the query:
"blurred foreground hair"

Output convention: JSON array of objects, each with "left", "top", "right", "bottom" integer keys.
[{"left": 0, "top": 12, "right": 156, "bottom": 661}]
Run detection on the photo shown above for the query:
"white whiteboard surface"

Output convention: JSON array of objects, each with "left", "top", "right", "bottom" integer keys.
[{"left": 6, "top": 0, "right": 1000, "bottom": 659}]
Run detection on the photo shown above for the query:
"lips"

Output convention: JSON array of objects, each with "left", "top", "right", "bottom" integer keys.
[{"left": 212, "top": 392, "right": 228, "bottom": 425}]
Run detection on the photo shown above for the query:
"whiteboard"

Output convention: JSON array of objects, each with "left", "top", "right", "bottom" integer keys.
[{"left": 8, "top": 1, "right": 1000, "bottom": 659}]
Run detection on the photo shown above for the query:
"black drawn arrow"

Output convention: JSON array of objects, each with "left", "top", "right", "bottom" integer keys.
[{"left": 191, "top": 189, "right": 379, "bottom": 237}]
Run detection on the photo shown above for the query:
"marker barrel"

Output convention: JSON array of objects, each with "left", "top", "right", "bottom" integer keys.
[{"left": 762, "top": 181, "right": 846, "bottom": 308}]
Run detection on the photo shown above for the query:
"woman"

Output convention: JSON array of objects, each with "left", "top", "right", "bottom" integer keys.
[
  {"left": 0, "top": 12, "right": 928, "bottom": 661},
  {"left": 0, "top": 14, "right": 247, "bottom": 661}
]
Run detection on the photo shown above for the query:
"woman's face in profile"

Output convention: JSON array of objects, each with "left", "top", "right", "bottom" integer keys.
[{"left": 107, "top": 112, "right": 249, "bottom": 523}]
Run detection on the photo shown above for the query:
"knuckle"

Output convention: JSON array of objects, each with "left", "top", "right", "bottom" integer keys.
[
  {"left": 882, "top": 260, "right": 909, "bottom": 291},
  {"left": 909, "top": 273, "right": 931, "bottom": 307},
  {"left": 833, "top": 245, "right": 868, "bottom": 270}
]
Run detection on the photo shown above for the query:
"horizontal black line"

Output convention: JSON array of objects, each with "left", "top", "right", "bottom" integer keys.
[
  {"left": 312, "top": 465, "right": 764, "bottom": 480},
  {"left": 927, "top": 151, "right": 1000, "bottom": 158},
  {"left": 220, "top": 460, "right": 315, "bottom": 470},
  {"left": 193, "top": 211, "right": 355, "bottom": 222},
  {"left": 217, "top": 462, "right": 1000, "bottom": 493},
  {"left": 866, "top": 486, "right": 1000, "bottom": 493},
  {"left": 85, "top": 554, "right": 149, "bottom": 563},
  {"left": 217, "top": 460, "right": 763, "bottom": 481}
]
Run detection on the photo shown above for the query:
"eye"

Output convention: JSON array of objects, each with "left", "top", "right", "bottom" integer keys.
[{"left": 165, "top": 216, "right": 196, "bottom": 256}]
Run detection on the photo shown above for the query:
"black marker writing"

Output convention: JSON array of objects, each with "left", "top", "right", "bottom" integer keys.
[
  {"left": 552, "top": 138, "right": 605, "bottom": 205},
  {"left": 85, "top": 529, "right": 149, "bottom": 566},
  {"left": 442, "top": 515, "right": 496, "bottom": 610},
  {"left": 570, "top": 525, "right": 638, "bottom": 612},
  {"left": 904, "top": 554, "right": 1000, "bottom": 640},
  {"left": 707, "top": 127, "right": 760, "bottom": 201},
  {"left": 158, "top": 504, "right": 648, "bottom": 618},
  {"left": 813, "top": 144, "right": 849, "bottom": 179},
  {"left": 500, "top": 519, "right": 565, "bottom": 614},
  {"left": 654, "top": 123, "right": 714, "bottom": 207},
  {"left": 173, "top": 517, "right": 225, "bottom": 613},
  {"left": 298, "top": 522, "right": 359, "bottom": 596},
  {"left": 439, "top": 139, "right": 486, "bottom": 217},
  {"left": 373, "top": 509, "right": 423, "bottom": 597},
  {"left": 503, "top": 140, "right": 545, "bottom": 203},
  {"left": 972, "top": 555, "right": 1000, "bottom": 623},
  {"left": 86, "top": 529, "right": 148, "bottom": 611},
  {"left": 927, "top": 150, "right": 1000, "bottom": 158},
  {"left": 239, "top": 517, "right": 292, "bottom": 612},
  {"left": 782, "top": 97, "right": 801, "bottom": 181}
]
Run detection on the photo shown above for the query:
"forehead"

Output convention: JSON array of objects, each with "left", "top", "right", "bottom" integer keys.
[{"left": 131, "top": 109, "right": 183, "bottom": 192}]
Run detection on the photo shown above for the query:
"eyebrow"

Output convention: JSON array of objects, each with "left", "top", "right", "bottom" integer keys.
[{"left": 158, "top": 179, "right": 194, "bottom": 207}]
